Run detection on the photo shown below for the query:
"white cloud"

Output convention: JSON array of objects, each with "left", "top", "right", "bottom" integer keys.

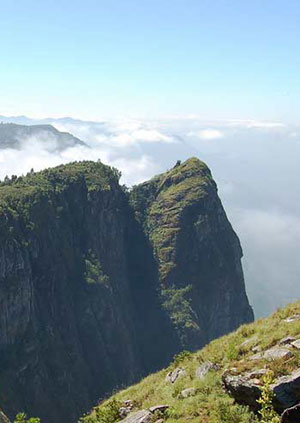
[{"left": 188, "top": 129, "right": 224, "bottom": 140}]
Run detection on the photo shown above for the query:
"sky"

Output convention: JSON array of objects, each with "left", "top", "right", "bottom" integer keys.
[{"left": 1, "top": 0, "right": 300, "bottom": 121}]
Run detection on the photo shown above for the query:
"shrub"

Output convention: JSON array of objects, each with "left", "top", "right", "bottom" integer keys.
[
  {"left": 94, "top": 399, "right": 121, "bottom": 423},
  {"left": 257, "top": 371, "right": 280, "bottom": 423},
  {"left": 13, "top": 413, "right": 40, "bottom": 423}
]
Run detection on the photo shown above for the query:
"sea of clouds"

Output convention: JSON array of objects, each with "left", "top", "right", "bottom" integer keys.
[{"left": 0, "top": 114, "right": 299, "bottom": 318}]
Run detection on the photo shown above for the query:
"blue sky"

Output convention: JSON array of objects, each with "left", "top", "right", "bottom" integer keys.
[{"left": 1, "top": 0, "right": 300, "bottom": 121}]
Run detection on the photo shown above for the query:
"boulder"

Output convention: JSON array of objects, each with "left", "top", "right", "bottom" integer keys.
[
  {"left": 195, "top": 361, "right": 219, "bottom": 380},
  {"left": 284, "top": 315, "right": 300, "bottom": 323},
  {"left": 273, "top": 369, "right": 300, "bottom": 410},
  {"left": 279, "top": 336, "right": 296, "bottom": 345},
  {"left": 148, "top": 405, "right": 169, "bottom": 414},
  {"left": 250, "top": 346, "right": 292, "bottom": 361},
  {"left": 280, "top": 403, "right": 300, "bottom": 423},
  {"left": 291, "top": 339, "right": 300, "bottom": 350},
  {"left": 120, "top": 410, "right": 151, "bottom": 423},
  {"left": 222, "top": 373, "right": 261, "bottom": 410},
  {"left": 165, "top": 368, "right": 186, "bottom": 383},
  {"left": 240, "top": 336, "right": 258, "bottom": 348},
  {"left": 181, "top": 388, "right": 196, "bottom": 398}
]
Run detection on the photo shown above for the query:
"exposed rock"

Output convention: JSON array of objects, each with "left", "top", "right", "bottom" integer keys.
[
  {"left": 291, "top": 339, "right": 300, "bottom": 349},
  {"left": 240, "top": 336, "right": 258, "bottom": 348},
  {"left": 279, "top": 336, "right": 296, "bottom": 345},
  {"left": 250, "top": 346, "right": 292, "bottom": 361},
  {"left": 165, "top": 368, "right": 186, "bottom": 383},
  {"left": 181, "top": 388, "right": 196, "bottom": 398},
  {"left": 0, "top": 411, "right": 9, "bottom": 423},
  {"left": 119, "top": 408, "right": 131, "bottom": 419},
  {"left": 273, "top": 369, "right": 300, "bottom": 409},
  {"left": 280, "top": 403, "right": 300, "bottom": 423},
  {"left": 119, "top": 402, "right": 134, "bottom": 419},
  {"left": 247, "top": 369, "right": 268, "bottom": 379},
  {"left": 148, "top": 405, "right": 169, "bottom": 413},
  {"left": 284, "top": 315, "right": 300, "bottom": 323},
  {"left": 120, "top": 410, "right": 151, "bottom": 423},
  {"left": 154, "top": 420, "right": 164, "bottom": 423},
  {"left": 195, "top": 361, "right": 219, "bottom": 379},
  {"left": 251, "top": 345, "right": 262, "bottom": 353},
  {"left": 222, "top": 373, "right": 261, "bottom": 410}
]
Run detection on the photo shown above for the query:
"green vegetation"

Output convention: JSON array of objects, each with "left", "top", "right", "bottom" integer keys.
[
  {"left": 13, "top": 413, "right": 40, "bottom": 423},
  {"left": 130, "top": 158, "right": 212, "bottom": 282},
  {"left": 162, "top": 286, "right": 200, "bottom": 346},
  {"left": 0, "top": 160, "right": 121, "bottom": 216},
  {"left": 257, "top": 372, "right": 280, "bottom": 423},
  {"left": 82, "top": 300, "right": 300, "bottom": 423},
  {"left": 84, "top": 249, "right": 110, "bottom": 285}
]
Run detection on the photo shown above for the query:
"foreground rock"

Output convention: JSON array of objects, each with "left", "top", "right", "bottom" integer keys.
[
  {"left": 195, "top": 361, "right": 219, "bottom": 379},
  {"left": 222, "top": 373, "right": 261, "bottom": 410},
  {"left": 273, "top": 369, "right": 300, "bottom": 410},
  {"left": 165, "top": 368, "right": 186, "bottom": 383},
  {"left": 280, "top": 403, "right": 300, "bottom": 423},
  {"left": 250, "top": 346, "right": 292, "bottom": 361},
  {"left": 120, "top": 410, "right": 151, "bottom": 423},
  {"left": 224, "top": 367, "right": 300, "bottom": 412},
  {"left": 181, "top": 388, "right": 196, "bottom": 398}
]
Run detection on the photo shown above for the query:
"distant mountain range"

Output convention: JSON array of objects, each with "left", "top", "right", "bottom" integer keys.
[{"left": 0, "top": 122, "right": 86, "bottom": 151}]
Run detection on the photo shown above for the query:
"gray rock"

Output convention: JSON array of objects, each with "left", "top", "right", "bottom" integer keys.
[
  {"left": 119, "top": 407, "right": 131, "bottom": 418},
  {"left": 165, "top": 367, "right": 186, "bottom": 383},
  {"left": 154, "top": 420, "right": 164, "bottom": 423},
  {"left": 120, "top": 410, "right": 151, "bottom": 423},
  {"left": 280, "top": 403, "right": 300, "bottom": 423},
  {"left": 291, "top": 339, "right": 300, "bottom": 349},
  {"left": 284, "top": 315, "right": 300, "bottom": 323},
  {"left": 195, "top": 361, "right": 219, "bottom": 380},
  {"left": 250, "top": 346, "right": 292, "bottom": 361},
  {"left": 222, "top": 373, "right": 261, "bottom": 410},
  {"left": 251, "top": 345, "right": 262, "bottom": 353},
  {"left": 279, "top": 336, "right": 296, "bottom": 345},
  {"left": 246, "top": 368, "right": 268, "bottom": 379},
  {"left": 181, "top": 388, "right": 196, "bottom": 398},
  {"left": 273, "top": 369, "right": 300, "bottom": 410},
  {"left": 148, "top": 405, "right": 169, "bottom": 413},
  {"left": 240, "top": 336, "right": 258, "bottom": 348}
]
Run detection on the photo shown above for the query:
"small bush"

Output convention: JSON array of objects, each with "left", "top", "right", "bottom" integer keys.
[
  {"left": 94, "top": 398, "right": 121, "bottom": 423},
  {"left": 172, "top": 350, "right": 192, "bottom": 366},
  {"left": 13, "top": 413, "right": 40, "bottom": 423},
  {"left": 257, "top": 371, "right": 280, "bottom": 423}
]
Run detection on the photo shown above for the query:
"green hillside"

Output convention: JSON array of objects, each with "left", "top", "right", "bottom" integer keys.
[{"left": 82, "top": 301, "right": 300, "bottom": 423}]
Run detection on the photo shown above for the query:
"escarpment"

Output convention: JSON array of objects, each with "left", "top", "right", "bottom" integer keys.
[
  {"left": 130, "top": 158, "right": 254, "bottom": 349},
  {"left": 0, "top": 158, "right": 253, "bottom": 423}
]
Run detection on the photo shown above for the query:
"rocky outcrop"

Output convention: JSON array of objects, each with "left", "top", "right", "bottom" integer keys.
[
  {"left": 130, "top": 158, "right": 254, "bottom": 349},
  {"left": 281, "top": 404, "right": 300, "bottom": 423},
  {"left": 223, "top": 355, "right": 300, "bottom": 412},
  {"left": 0, "top": 158, "right": 253, "bottom": 423}
]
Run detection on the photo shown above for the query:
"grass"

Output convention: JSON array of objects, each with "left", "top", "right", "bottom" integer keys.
[{"left": 82, "top": 300, "right": 300, "bottom": 423}]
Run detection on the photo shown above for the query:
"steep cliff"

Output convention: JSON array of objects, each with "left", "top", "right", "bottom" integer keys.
[
  {"left": 130, "top": 158, "right": 254, "bottom": 349},
  {"left": 0, "top": 158, "right": 253, "bottom": 423}
]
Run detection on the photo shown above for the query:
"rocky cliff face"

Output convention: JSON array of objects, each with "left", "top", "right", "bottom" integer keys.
[
  {"left": 0, "top": 158, "right": 253, "bottom": 423},
  {"left": 130, "top": 158, "right": 254, "bottom": 349}
]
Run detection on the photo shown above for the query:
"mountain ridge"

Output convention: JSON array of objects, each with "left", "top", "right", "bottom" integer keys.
[{"left": 0, "top": 158, "right": 252, "bottom": 423}]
